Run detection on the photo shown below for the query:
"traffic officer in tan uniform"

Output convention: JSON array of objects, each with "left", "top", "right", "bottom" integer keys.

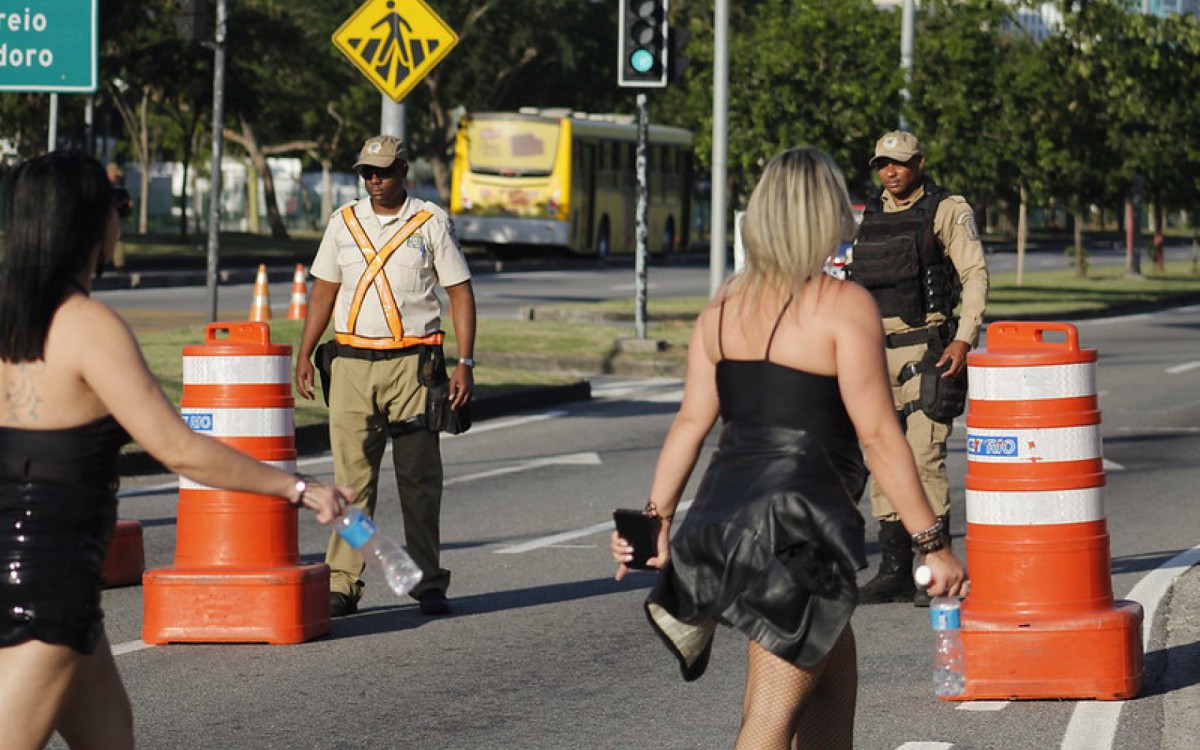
[
  {"left": 846, "top": 131, "right": 988, "bottom": 606},
  {"left": 295, "top": 134, "right": 476, "bottom": 617}
]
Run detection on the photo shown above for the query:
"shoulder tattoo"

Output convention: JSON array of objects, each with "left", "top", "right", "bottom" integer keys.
[{"left": 2, "top": 363, "right": 43, "bottom": 423}]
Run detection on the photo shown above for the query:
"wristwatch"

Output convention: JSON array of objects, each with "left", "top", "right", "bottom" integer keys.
[
  {"left": 290, "top": 474, "right": 310, "bottom": 508},
  {"left": 458, "top": 357, "right": 476, "bottom": 368}
]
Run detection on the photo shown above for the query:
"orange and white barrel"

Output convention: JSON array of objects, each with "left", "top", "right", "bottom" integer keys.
[
  {"left": 954, "top": 321, "right": 1142, "bottom": 701},
  {"left": 143, "top": 322, "right": 329, "bottom": 644}
]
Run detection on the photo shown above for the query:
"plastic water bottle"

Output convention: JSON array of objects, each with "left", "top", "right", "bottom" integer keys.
[
  {"left": 929, "top": 595, "right": 966, "bottom": 697},
  {"left": 335, "top": 507, "right": 423, "bottom": 596}
]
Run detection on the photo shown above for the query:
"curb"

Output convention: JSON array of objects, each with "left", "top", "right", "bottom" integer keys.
[{"left": 117, "top": 380, "right": 593, "bottom": 477}]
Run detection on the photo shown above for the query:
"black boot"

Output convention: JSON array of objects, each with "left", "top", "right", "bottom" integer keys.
[
  {"left": 859, "top": 520, "right": 916, "bottom": 604},
  {"left": 913, "top": 513, "right": 952, "bottom": 608}
]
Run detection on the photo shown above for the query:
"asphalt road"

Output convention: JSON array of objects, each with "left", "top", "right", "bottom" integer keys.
[
  {"left": 94, "top": 241, "right": 1198, "bottom": 331},
  {"left": 61, "top": 302, "right": 1200, "bottom": 750}
]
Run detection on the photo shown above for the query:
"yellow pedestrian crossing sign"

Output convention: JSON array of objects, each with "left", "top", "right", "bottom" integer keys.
[{"left": 333, "top": 0, "right": 458, "bottom": 103}]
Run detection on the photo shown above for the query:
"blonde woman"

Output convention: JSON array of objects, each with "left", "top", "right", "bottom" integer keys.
[
  {"left": 612, "top": 146, "right": 967, "bottom": 750},
  {"left": 0, "top": 152, "right": 351, "bottom": 750}
]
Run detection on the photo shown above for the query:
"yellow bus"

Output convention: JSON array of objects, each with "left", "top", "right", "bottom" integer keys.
[{"left": 450, "top": 108, "right": 694, "bottom": 257}]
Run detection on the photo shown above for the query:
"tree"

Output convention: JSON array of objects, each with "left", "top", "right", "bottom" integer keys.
[
  {"left": 663, "top": 0, "right": 898, "bottom": 205},
  {"left": 908, "top": 0, "right": 1020, "bottom": 231}
]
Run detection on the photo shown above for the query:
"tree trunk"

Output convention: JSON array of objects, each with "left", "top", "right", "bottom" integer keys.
[
  {"left": 227, "top": 117, "right": 290, "bottom": 240},
  {"left": 1073, "top": 207, "right": 1085, "bottom": 278},
  {"left": 321, "top": 158, "right": 334, "bottom": 221},
  {"left": 137, "top": 92, "right": 151, "bottom": 234},
  {"left": 1153, "top": 202, "right": 1165, "bottom": 272},
  {"left": 1016, "top": 184, "right": 1028, "bottom": 287}
]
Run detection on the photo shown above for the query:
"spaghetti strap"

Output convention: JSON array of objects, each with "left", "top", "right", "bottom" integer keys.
[
  {"left": 764, "top": 294, "right": 794, "bottom": 362},
  {"left": 717, "top": 299, "right": 727, "bottom": 360}
]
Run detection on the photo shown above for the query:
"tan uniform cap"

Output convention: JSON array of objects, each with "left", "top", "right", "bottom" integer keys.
[
  {"left": 870, "top": 131, "right": 922, "bottom": 168},
  {"left": 354, "top": 135, "right": 408, "bottom": 169}
]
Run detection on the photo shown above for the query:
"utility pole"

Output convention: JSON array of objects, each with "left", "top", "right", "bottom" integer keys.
[
  {"left": 899, "top": 0, "right": 914, "bottom": 129},
  {"left": 205, "top": 0, "right": 227, "bottom": 323},
  {"left": 635, "top": 93, "right": 649, "bottom": 339},
  {"left": 710, "top": 0, "right": 729, "bottom": 297}
]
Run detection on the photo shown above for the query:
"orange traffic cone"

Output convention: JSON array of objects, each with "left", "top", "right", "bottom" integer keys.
[
  {"left": 286, "top": 263, "right": 307, "bottom": 320},
  {"left": 248, "top": 263, "right": 272, "bottom": 321},
  {"left": 954, "top": 321, "right": 1143, "bottom": 701},
  {"left": 142, "top": 323, "right": 329, "bottom": 644}
]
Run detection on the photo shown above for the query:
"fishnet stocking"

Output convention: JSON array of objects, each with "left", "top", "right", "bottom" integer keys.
[{"left": 734, "top": 625, "right": 857, "bottom": 750}]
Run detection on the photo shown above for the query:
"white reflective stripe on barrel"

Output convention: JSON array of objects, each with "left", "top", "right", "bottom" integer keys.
[
  {"left": 179, "top": 460, "right": 296, "bottom": 491},
  {"left": 969, "top": 362, "right": 1095, "bottom": 401},
  {"left": 966, "top": 487, "right": 1106, "bottom": 525},
  {"left": 179, "top": 408, "right": 294, "bottom": 437},
  {"left": 183, "top": 355, "right": 291, "bottom": 385},
  {"left": 966, "top": 425, "right": 1101, "bottom": 463}
]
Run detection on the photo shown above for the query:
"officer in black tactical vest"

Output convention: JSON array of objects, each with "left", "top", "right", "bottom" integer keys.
[{"left": 846, "top": 131, "right": 989, "bottom": 606}]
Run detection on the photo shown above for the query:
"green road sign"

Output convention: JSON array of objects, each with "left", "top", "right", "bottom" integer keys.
[{"left": 0, "top": 0, "right": 98, "bottom": 93}]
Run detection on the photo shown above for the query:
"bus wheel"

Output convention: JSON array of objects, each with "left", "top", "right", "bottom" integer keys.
[
  {"left": 596, "top": 219, "right": 611, "bottom": 259},
  {"left": 661, "top": 218, "right": 676, "bottom": 255}
]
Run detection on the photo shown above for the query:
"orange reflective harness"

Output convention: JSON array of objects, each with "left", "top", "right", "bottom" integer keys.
[{"left": 336, "top": 207, "right": 444, "bottom": 350}]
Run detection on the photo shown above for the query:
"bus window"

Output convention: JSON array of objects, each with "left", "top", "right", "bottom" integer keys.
[{"left": 466, "top": 119, "right": 560, "bottom": 177}]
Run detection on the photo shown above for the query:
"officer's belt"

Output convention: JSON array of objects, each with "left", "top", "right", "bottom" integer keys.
[
  {"left": 330, "top": 341, "right": 427, "bottom": 361},
  {"left": 885, "top": 323, "right": 950, "bottom": 349}
]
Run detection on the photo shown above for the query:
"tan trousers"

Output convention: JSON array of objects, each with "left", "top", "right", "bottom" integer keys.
[
  {"left": 867, "top": 340, "right": 952, "bottom": 521},
  {"left": 325, "top": 354, "right": 449, "bottom": 600}
]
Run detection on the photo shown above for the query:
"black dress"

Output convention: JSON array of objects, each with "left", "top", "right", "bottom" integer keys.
[
  {"left": 0, "top": 415, "right": 130, "bottom": 655},
  {"left": 645, "top": 299, "right": 867, "bottom": 681}
]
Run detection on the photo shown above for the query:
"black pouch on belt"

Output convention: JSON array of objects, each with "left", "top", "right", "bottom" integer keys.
[
  {"left": 417, "top": 345, "right": 472, "bottom": 435},
  {"left": 915, "top": 348, "right": 968, "bottom": 423},
  {"left": 313, "top": 341, "right": 338, "bottom": 406}
]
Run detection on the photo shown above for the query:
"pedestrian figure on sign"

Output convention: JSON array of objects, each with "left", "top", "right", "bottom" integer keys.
[{"left": 372, "top": 1, "right": 414, "bottom": 73}]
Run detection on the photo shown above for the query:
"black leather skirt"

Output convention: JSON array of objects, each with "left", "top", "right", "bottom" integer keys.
[
  {"left": 645, "top": 421, "right": 867, "bottom": 681},
  {"left": 0, "top": 419, "right": 125, "bottom": 655}
]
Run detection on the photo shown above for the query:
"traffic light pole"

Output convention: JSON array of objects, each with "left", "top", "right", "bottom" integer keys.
[
  {"left": 205, "top": 0, "right": 227, "bottom": 323},
  {"left": 635, "top": 93, "right": 649, "bottom": 339}
]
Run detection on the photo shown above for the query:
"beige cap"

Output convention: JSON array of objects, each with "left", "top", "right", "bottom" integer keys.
[
  {"left": 869, "top": 131, "right": 922, "bottom": 168},
  {"left": 353, "top": 135, "right": 407, "bottom": 169}
]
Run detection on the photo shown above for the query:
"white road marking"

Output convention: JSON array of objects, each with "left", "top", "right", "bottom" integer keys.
[
  {"left": 956, "top": 701, "right": 1009, "bottom": 711},
  {"left": 896, "top": 743, "right": 953, "bottom": 750},
  {"left": 1059, "top": 544, "right": 1200, "bottom": 750},
  {"left": 111, "top": 639, "right": 153, "bottom": 656},
  {"left": 445, "top": 451, "right": 601, "bottom": 487},
  {"left": 496, "top": 499, "right": 694, "bottom": 555},
  {"left": 1166, "top": 361, "right": 1200, "bottom": 374}
]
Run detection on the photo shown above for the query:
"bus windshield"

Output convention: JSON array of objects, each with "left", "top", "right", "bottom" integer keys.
[{"left": 466, "top": 118, "right": 560, "bottom": 177}]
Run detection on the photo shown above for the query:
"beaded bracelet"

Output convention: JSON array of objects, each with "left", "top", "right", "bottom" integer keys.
[
  {"left": 912, "top": 518, "right": 947, "bottom": 555},
  {"left": 911, "top": 518, "right": 944, "bottom": 545},
  {"left": 644, "top": 500, "right": 674, "bottom": 523}
]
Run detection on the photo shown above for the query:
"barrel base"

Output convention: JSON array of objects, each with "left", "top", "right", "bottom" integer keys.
[
  {"left": 102, "top": 519, "right": 146, "bottom": 588},
  {"left": 948, "top": 599, "right": 1144, "bottom": 701},
  {"left": 142, "top": 564, "right": 330, "bottom": 645}
]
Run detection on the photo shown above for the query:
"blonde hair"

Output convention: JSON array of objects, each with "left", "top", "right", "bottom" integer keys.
[{"left": 732, "top": 146, "right": 856, "bottom": 300}]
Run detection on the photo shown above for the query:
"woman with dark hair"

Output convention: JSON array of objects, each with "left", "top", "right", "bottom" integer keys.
[
  {"left": 0, "top": 152, "right": 352, "bottom": 750},
  {"left": 612, "top": 146, "right": 968, "bottom": 750}
]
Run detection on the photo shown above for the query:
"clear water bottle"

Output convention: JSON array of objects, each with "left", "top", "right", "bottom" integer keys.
[
  {"left": 335, "top": 507, "right": 423, "bottom": 596},
  {"left": 930, "top": 595, "right": 966, "bottom": 697}
]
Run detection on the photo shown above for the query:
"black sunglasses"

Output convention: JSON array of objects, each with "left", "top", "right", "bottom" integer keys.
[
  {"left": 358, "top": 166, "right": 398, "bottom": 181},
  {"left": 113, "top": 187, "right": 133, "bottom": 219}
]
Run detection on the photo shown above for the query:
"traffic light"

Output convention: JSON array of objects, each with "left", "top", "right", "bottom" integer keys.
[
  {"left": 174, "top": 0, "right": 211, "bottom": 43},
  {"left": 618, "top": 0, "right": 669, "bottom": 88}
]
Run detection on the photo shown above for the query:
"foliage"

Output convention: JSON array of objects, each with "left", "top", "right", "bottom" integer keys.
[
  {"left": 663, "top": 0, "right": 898, "bottom": 204},
  {"left": 1, "top": 0, "right": 1197, "bottom": 240}
]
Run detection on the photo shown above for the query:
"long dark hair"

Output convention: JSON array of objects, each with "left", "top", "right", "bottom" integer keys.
[{"left": 0, "top": 152, "right": 114, "bottom": 362}]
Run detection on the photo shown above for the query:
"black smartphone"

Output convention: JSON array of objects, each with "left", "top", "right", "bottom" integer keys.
[{"left": 612, "top": 509, "right": 661, "bottom": 570}]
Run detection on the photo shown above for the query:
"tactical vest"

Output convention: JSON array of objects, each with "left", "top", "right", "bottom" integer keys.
[{"left": 847, "top": 178, "right": 959, "bottom": 327}]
